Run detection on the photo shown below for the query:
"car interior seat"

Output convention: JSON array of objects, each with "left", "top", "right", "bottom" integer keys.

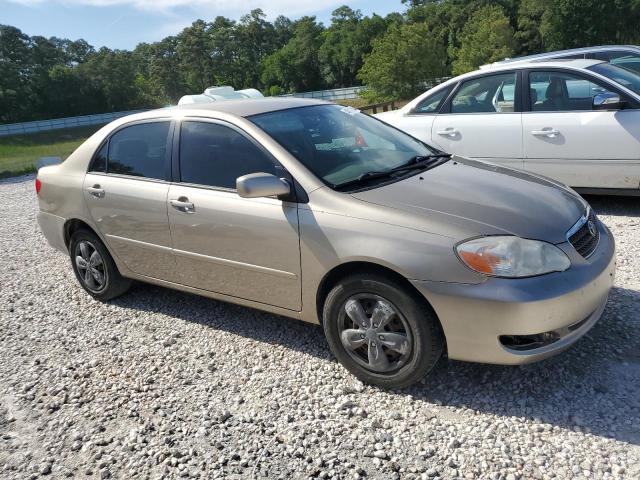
[{"left": 541, "top": 77, "right": 568, "bottom": 111}]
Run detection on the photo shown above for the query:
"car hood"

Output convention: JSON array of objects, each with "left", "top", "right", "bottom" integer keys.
[{"left": 351, "top": 157, "right": 587, "bottom": 244}]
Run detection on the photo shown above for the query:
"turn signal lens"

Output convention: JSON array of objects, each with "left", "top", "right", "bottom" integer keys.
[
  {"left": 35, "top": 178, "right": 42, "bottom": 194},
  {"left": 456, "top": 236, "right": 570, "bottom": 278}
]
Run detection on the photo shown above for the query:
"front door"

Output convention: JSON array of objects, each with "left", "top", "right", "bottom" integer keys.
[
  {"left": 431, "top": 71, "right": 524, "bottom": 170},
  {"left": 167, "top": 119, "right": 302, "bottom": 311},
  {"left": 83, "top": 120, "right": 177, "bottom": 281},
  {"left": 523, "top": 69, "right": 640, "bottom": 189}
]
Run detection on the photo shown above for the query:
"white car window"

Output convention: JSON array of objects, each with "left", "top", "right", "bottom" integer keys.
[
  {"left": 450, "top": 73, "right": 516, "bottom": 114},
  {"left": 414, "top": 87, "right": 451, "bottom": 114},
  {"left": 529, "top": 71, "right": 615, "bottom": 112}
]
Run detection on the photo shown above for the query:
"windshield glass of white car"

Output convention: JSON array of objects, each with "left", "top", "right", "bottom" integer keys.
[
  {"left": 588, "top": 62, "right": 640, "bottom": 95},
  {"left": 250, "top": 105, "right": 439, "bottom": 189}
]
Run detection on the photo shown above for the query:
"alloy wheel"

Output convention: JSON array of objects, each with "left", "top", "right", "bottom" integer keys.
[
  {"left": 338, "top": 294, "right": 412, "bottom": 373},
  {"left": 74, "top": 240, "right": 107, "bottom": 293}
]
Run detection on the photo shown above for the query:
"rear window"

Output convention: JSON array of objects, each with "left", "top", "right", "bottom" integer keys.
[{"left": 106, "top": 122, "right": 170, "bottom": 179}]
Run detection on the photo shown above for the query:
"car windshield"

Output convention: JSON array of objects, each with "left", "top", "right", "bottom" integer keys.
[
  {"left": 249, "top": 104, "right": 440, "bottom": 190},
  {"left": 587, "top": 62, "right": 640, "bottom": 95}
]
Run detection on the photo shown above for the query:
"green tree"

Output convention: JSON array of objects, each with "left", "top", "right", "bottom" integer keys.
[
  {"left": 261, "top": 17, "right": 325, "bottom": 92},
  {"left": 0, "top": 25, "right": 32, "bottom": 122},
  {"left": 515, "top": 0, "right": 549, "bottom": 54},
  {"left": 451, "top": 5, "right": 516, "bottom": 75},
  {"left": 235, "top": 9, "right": 278, "bottom": 88},
  {"left": 176, "top": 20, "right": 215, "bottom": 92},
  {"left": 318, "top": 7, "right": 389, "bottom": 88},
  {"left": 358, "top": 22, "right": 447, "bottom": 101},
  {"left": 540, "top": 0, "right": 636, "bottom": 50}
]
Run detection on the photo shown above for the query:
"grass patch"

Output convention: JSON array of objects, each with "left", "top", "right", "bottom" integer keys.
[
  {"left": 0, "top": 125, "right": 103, "bottom": 178},
  {"left": 336, "top": 97, "right": 410, "bottom": 111}
]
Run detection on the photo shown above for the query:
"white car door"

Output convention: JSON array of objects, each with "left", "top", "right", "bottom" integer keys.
[
  {"left": 523, "top": 69, "right": 640, "bottom": 189},
  {"left": 431, "top": 71, "right": 524, "bottom": 170},
  {"left": 376, "top": 87, "right": 453, "bottom": 144}
]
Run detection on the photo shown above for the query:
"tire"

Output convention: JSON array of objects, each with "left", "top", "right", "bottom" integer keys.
[
  {"left": 323, "top": 273, "right": 444, "bottom": 389},
  {"left": 69, "top": 229, "right": 131, "bottom": 301}
]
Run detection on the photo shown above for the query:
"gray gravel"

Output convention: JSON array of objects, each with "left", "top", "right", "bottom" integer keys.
[{"left": 1, "top": 174, "right": 639, "bottom": 480}]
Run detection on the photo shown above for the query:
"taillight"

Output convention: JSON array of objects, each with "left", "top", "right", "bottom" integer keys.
[{"left": 35, "top": 178, "right": 42, "bottom": 194}]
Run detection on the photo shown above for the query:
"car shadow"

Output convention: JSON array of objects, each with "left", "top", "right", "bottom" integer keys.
[
  {"left": 111, "top": 280, "right": 639, "bottom": 447},
  {"left": 586, "top": 194, "right": 640, "bottom": 217},
  {"left": 407, "top": 284, "right": 640, "bottom": 446}
]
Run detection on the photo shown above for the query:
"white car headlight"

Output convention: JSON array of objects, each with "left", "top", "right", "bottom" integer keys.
[{"left": 456, "top": 236, "right": 570, "bottom": 278}]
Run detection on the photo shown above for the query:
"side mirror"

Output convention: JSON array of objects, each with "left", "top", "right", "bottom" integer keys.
[
  {"left": 593, "top": 92, "right": 624, "bottom": 110},
  {"left": 236, "top": 172, "right": 290, "bottom": 199}
]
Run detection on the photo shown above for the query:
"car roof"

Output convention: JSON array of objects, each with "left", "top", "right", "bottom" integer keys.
[
  {"left": 485, "top": 58, "right": 605, "bottom": 71},
  {"left": 435, "top": 59, "right": 604, "bottom": 88},
  {"left": 481, "top": 45, "right": 640, "bottom": 69},
  {"left": 169, "top": 96, "right": 329, "bottom": 118}
]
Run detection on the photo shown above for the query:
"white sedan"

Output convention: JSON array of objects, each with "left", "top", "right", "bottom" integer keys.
[{"left": 377, "top": 59, "right": 640, "bottom": 195}]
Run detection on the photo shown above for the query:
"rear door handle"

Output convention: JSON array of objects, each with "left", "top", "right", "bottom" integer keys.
[
  {"left": 170, "top": 197, "right": 195, "bottom": 214},
  {"left": 531, "top": 128, "right": 560, "bottom": 138},
  {"left": 436, "top": 128, "right": 459, "bottom": 137},
  {"left": 87, "top": 185, "right": 105, "bottom": 198}
]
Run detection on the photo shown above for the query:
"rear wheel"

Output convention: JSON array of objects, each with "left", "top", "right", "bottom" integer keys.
[
  {"left": 69, "top": 229, "right": 131, "bottom": 301},
  {"left": 323, "top": 274, "right": 443, "bottom": 389}
]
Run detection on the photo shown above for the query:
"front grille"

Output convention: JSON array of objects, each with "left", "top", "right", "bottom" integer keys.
[{"left": 568, "top": 209, "right": 599, "bottom": 258}]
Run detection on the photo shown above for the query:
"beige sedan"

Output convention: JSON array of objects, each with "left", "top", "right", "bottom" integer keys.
[{"left": 36, "top": 98, "right": 615, "bottom": 388}]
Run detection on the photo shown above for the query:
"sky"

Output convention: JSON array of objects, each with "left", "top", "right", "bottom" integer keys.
[{"left": 1, "top": 0, "right": 406, "bottom": 50}]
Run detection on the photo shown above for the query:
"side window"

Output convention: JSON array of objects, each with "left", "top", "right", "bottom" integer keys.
[
  {"left": 529, "top": 71, "right": 615, "bottom": 112},
  {"left": 414, "top": 87, "right": 451, "bottom": 114},
  {"left": 450, "top": 73, "right": 516, "bottom": 114},
  {"left": 179, "top": 121, "right": 278, "bottom": 189},
  {"left": 108, "top": 122, "right": 170, "bottom": 179},
  {"left": 90, "top": 142, "right": 107, "bottom": 172}
]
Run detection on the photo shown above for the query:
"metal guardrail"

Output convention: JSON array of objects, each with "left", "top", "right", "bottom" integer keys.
[
  {"left": 0, "top": 110, "right": 146, "bottom": 137},
  {"left": 0, "top": 86, "right": 369, "bottom": 137},
  {"left": 281, "top": 86, "right": 367, "bottom": 101}
]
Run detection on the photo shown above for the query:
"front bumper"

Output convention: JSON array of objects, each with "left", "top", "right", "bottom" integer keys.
[{"left": 411, "top": 222, "right": 616, "bottom": 365}]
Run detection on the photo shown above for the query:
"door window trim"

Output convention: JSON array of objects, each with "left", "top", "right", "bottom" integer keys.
[
  {"left": 86, "top": 117, "right": 175, "bottom": 182},
  {"left": 522, "top": 67, "right": 640, "bottom": 113},
  {"left": 171, "top": 117, "right": 305, "bottom": 203},
  {"left": 440, "top": 70, "right": 523, "bottom": 115},
  {"left": 407, "top": 86, "right": 454, "bottom": 116}
]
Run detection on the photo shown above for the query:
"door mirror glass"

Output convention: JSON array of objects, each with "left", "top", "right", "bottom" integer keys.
[
  {"left": 236, "top": 172, "right": 290, "bottom": 198},
  {"left": 593, "top": 92, "right": 624, "bottom": 110}
]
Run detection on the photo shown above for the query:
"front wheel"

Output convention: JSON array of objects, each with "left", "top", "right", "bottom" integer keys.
[
  {"left": 69, "top": 229, "right": 131, "bottom": 301},
  {"left": 323, "top": 274, "right": 444, "bottom": 389}
]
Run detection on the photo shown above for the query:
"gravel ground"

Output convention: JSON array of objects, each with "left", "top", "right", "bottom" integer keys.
[{"left": 0, "top": 174, "right": 639, "bottom": 480}]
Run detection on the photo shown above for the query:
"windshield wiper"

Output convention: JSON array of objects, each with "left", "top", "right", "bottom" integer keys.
[{"left": 333, "top": 153, "right": 451, "bottom": 191}]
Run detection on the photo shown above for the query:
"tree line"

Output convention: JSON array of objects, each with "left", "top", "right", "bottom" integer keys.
[{"left": 1, "top": 0, "right": 639, "bottom": 124}]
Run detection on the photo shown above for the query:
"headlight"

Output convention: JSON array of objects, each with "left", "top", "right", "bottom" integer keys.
[{"left": 456, "top": 236, "right": 570, "bottom": 278}]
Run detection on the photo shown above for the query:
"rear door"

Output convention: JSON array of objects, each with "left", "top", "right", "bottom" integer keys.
[
  {"left": 523, "top": 68, "right": 640, "bottom": 189},
  {"left": 431, "top": 71, "right": 524, "bottom": 169},
  {"left": 167, "top": 119, "right": 302, "bottom": 311},
  {"left": 83, "top": 120, "right": 178, "bottom": 281}
]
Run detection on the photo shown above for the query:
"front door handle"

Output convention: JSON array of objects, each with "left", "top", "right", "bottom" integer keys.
[
  {"left": 531, "top": 128, "right": 560, "bottom": 138},
  {"left": 436, "top": 128, "right": 460, "bottom": 137},
  {"left": 87, "top": 185, "right": 105, "bottom": 198},
  {"left": 170, "top": 197, "right": 195, "bottom": 214}
]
